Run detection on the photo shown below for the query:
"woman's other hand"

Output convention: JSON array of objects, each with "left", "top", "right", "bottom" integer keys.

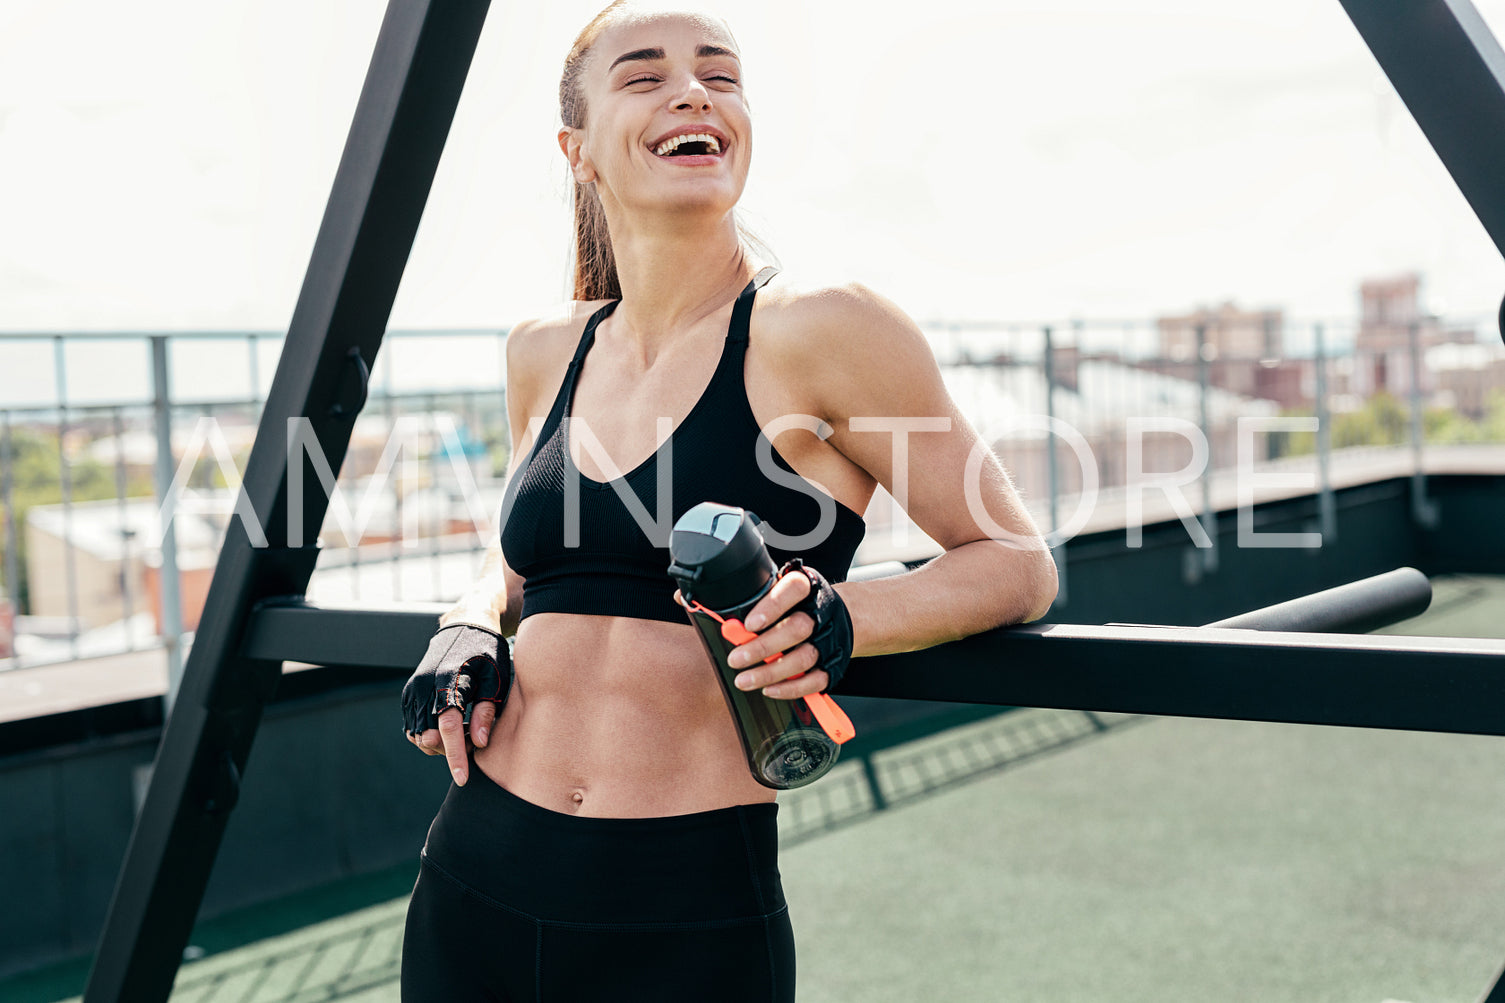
[
  {"left": 407, "top": 706, "right": 498, "bottom": 782},
  {"left": 402, "top": 624, "right": 512, "bottom": 786}
]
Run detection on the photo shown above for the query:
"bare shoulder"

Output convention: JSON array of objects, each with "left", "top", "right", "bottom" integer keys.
[
  {"left": 504, "top": 299, "right": 612, "bottom": 417},
  {"left": 752, "top": 278, "right": 942, "bottom": 421},
  {"left": 757, "top": 278, "right": 924, "bottom": 339}
]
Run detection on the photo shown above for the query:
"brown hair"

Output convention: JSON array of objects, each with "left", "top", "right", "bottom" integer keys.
[{"left": 560, "top": 2, "right": 631, "bottom": 302}]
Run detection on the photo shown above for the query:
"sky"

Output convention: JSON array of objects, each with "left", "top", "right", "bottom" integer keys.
[{"left": 3, "top": 0, "right": 1505, "bottom": 337}]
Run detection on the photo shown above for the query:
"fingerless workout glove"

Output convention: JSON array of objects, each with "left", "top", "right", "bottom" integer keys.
[
  {"left": 777, "top": 558, "right": 855, "bottom": 692},
  {"left": 401, "top": 623, "right": 512, "bottom": 735}
]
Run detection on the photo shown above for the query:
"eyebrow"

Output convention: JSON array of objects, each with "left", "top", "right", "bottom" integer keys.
[{"left": 608, "top": 44, "right": 739, "bottom": 72}]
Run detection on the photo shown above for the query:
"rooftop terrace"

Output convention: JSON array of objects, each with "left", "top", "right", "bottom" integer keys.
[{"left": 7, "top": 574, "right": 1505, "bottom": 1003}]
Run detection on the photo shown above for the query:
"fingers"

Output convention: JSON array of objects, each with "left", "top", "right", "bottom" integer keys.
[
  {"left": 761, "top": 661, "right": 830, "bottom": 701},
  {"left": 437, "top": 708, "right": 469, "bottom": 785},
  {"left": 471, "top": 700, "right": 498, "bottom": 747},
  {"left": 733, "top": 641, "right": 821, "bottom": 694},
  {"left": 744, "top": 568, "right": 810, "bottom": 632},
  {"left": 410, "top": 728, "right": 444, "bottom": 754},
  {"left": 728, "top": 608, "right": 814, "bottom": 672}
]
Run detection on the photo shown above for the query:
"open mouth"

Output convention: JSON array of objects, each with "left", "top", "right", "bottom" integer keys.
[{"left": 653, "top": 133, "right": 723, "bottom": 157}]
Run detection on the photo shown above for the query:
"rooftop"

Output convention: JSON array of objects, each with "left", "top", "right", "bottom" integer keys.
[{"left": 8, "top": 575, "right": 1504, "bottom": 1003}]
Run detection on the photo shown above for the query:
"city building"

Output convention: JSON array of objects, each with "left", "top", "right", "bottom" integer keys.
[
  {"left": 1158, "top": 302, "right": 1285, "bottom": 361},
  {"left": 24, "top": 496, "right": 220, "bottom": 633},
  {"left": 1351, "top": 272, "right": 1478, "bottom": 399},
  {"left": 1152, "top": 303, "right": 1309, "bottom": 410}
]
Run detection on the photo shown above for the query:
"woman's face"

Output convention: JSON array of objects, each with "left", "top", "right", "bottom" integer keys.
[{"left": 562, "top": 12, "right": 751, "bottom": 219}]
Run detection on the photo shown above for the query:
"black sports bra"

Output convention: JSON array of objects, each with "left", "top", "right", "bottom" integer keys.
[{"left": 498, "top": 269, "right": 866, "bottom": 624}]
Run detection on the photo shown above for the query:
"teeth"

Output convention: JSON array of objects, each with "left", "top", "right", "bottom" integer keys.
[{"left": 654, "top": 133, "right": 722, "bottom": 156}]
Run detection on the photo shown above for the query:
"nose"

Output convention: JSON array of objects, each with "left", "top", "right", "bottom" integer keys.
[{"left": 670, "top": 72, "right": 712, "bottom": 112}]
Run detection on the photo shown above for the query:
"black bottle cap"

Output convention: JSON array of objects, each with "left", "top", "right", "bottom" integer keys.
[{"left": 667, "top": 502, "right": 777, "bottom": 610}]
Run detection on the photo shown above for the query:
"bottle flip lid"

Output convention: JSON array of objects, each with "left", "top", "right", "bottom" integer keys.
[{"left": 667, "top": 502, "right": 775, "bottom": 608}]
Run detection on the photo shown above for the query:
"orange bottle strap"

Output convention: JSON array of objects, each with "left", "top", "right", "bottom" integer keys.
[
  {"left": 686, "top": 598, "right": 726, "bottom": 623},
  {"left": 689, "top": 599, "right": 780, "bottom": 657},
  {"left": 803, "top": 692, "right": 855, "bottom": 744},
  {"left": 687, "top": 599, "right": 855, "bottom": 744}
]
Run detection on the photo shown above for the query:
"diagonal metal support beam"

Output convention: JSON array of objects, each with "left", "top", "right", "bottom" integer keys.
[
  {"left": 1336, "top": 6, "right": 1505, "bottom": 992},
  {"left": 83, "top": 3, "right": 491, "bottom": 1000},
  {"left": 1338, "top": 0, "right": 1505, "bottom": 261},
  {"left": 1483, "top": 960, "right": 1505, "bottom": 1003}
]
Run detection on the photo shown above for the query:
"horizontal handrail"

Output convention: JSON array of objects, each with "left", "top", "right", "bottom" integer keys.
[
  {"left": 1206, "top": 567, "right": 1430, "bottom": 633},
  {"left": 240, "top": 569, "right": 1505, "bottom": 738}
]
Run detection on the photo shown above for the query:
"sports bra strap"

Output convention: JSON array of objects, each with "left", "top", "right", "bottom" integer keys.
[
  {"left": 728, "top": 266, "right": 779, "bottom": 344},
  {"left": 569, "top": 300, "right": 619, "bottom": 367}
]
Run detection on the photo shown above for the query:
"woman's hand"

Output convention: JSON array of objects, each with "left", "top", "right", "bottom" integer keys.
[
  {"left": 677, "top": 561, "right": 855, "bottom": 701},
  {"left": 407, "top": 706, "right": 498, "bottom": 782},
  {"left": 402, "top": 624, "right": 511, "bottom": 786}
]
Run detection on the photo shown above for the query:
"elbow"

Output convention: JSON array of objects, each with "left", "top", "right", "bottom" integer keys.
[{"left": 1017, "top": 547, "right": 1059, "bottom": 624}]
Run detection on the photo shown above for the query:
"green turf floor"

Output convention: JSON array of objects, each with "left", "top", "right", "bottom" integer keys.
[{"left": 10, "top": 574, "right": 1505, "bottom": 1002}]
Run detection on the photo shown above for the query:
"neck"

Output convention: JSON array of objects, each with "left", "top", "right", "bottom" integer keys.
[{"left": 601, "top": 208, "right": 757, "bottom": 350}]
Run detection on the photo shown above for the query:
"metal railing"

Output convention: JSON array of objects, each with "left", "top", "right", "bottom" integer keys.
[
  {"left": 0, "top": 328, "right": 509, "bottom": 679},
  {"left": 3, "top": 311, "right": 1502, "bottom": 676}
]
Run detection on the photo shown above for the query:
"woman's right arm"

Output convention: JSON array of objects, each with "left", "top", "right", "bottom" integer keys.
[
  {"left": 408, "top": 319, "right": 545, "bottom": 777},
  {"left": 437, "top": 317, "right": 545, "bottom": 635}
]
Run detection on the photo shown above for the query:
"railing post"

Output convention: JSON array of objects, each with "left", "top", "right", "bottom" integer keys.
[
  {"left": 429, "top": 392, "right": 443, "bottom": 597},
  {"left": 1, "top": 410, "right": 20, "bottom": 660},
  {"left": 1406, "top": 318, "right": 1438, "bottom": 527},
  {"left": 1042, "top": 324, "right": 1067, "bottom": 606},
  {"left": 151, "top": 335, "right": 185, "bottom": 710},
  {"left": 386, "top": 355, "right": 402, "bottom": 600},
  {"left": 1195, "top": 322, "right": 1218, "bottom": 572},
  {"left": 1313, "top": 323, "right": 1336, "bottom": 543},
  {"left": 112, "top": 407, "right": 137, "bottom": 648},
  {"left": 54, "top": 336, "right": 81, "bottom": 659},
  {"left": 246, "top": 333, "right": 261, "bottom": 404}
]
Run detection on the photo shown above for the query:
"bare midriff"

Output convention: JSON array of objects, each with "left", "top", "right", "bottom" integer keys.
[{"left": 472, "top": 609, "right": 777, "bottom": 817}]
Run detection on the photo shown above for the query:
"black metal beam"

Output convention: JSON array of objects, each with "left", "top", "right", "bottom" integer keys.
[
  {"left": 1483, "top": 959, "right": 1505, "bottom": 1003},
  {"left": 82, "top": 3, "right": 490, "bottom": 1001},
  {"left": 1337, "top": 0, "right": 1505, "bottom": 261},
  {"left": 243, "top": 570, "right": 1505, "bottom": 738},
  {"left": 840, "top": 623, "right": 1505, "bottom": 736},
  {"left": 243, "top": 598, "right": 450, "bottom": 669},
  {"left": 1335, "top": 6, "right": 1505, "bottom": 987}
]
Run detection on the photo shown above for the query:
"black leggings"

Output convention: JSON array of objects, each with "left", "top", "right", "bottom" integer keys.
[{"left": 401, "top": 756, "right": 796, "bottom": 1002}]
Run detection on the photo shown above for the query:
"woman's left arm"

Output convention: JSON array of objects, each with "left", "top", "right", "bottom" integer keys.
[{"left": 732, "top": 284, "right": 1058, "bottom": 697}]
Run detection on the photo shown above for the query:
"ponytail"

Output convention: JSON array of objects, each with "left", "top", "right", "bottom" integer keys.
[
  {"left": 560, "top": 2, "right": 629, "bottom": 302},
  {"left": 570, "top": 180, "right": 621, "bottom": 302}
]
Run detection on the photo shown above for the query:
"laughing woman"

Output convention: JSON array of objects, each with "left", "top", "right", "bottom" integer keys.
[{"left": 398, "top": 4, "right": 1057, "bottom": 1000}]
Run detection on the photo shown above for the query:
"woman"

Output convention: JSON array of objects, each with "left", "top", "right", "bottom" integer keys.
[{"left": 399, "top": 3, "right": 1058, "bottom": 999}]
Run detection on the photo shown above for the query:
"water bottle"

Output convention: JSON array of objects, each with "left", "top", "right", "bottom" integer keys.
[{"left": 667, "top": 501, "right": 854, "bottom": 790}]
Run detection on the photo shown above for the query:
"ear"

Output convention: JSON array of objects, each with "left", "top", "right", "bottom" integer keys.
[{"left": 557, "top": 127, "right": 596, "bottom": 185}]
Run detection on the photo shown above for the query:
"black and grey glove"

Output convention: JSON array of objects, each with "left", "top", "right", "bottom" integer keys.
[
  {"left": 401, "top": 623, "right": 512, "bottom": 736},
  {"left": 776, "top": 558, "right": 854, "bottom": 692}
]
